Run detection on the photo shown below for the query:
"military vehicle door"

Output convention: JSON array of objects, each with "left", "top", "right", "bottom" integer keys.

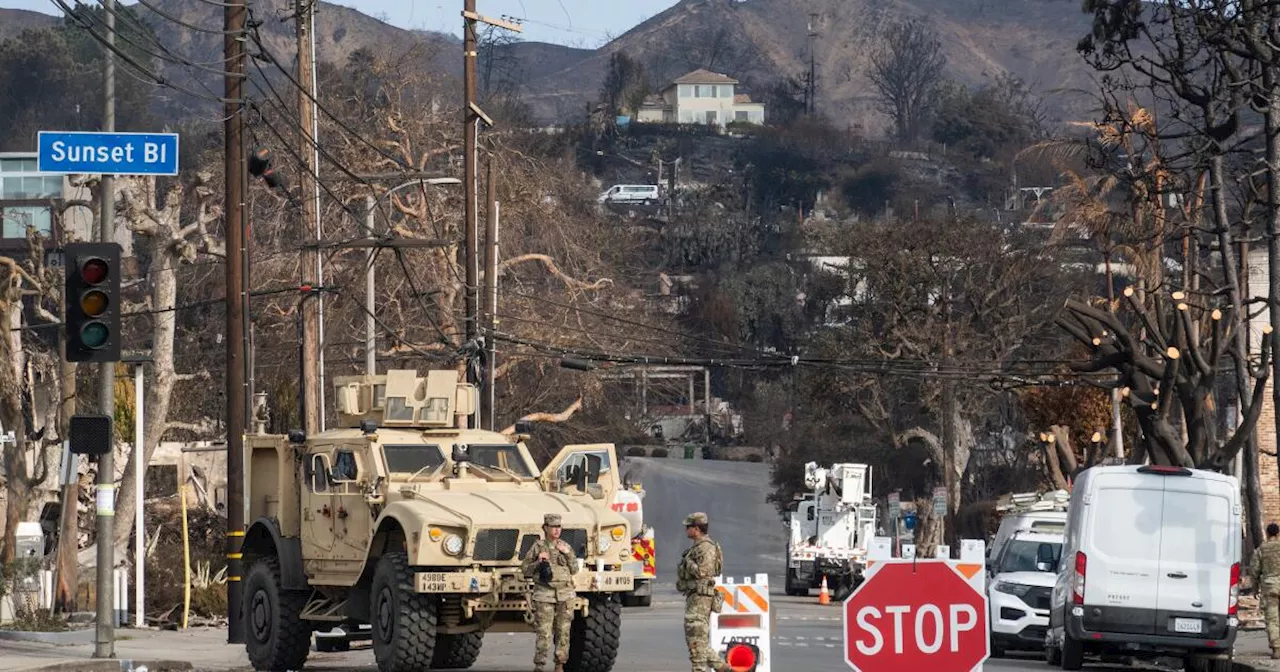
[
  {"left": 540, "top": 444, "right": 620, "bottom": 504},
  {"left": 300, "top": 445, "right": 336, "bottom": 563},
  {"left": 326, "top": 443, "right": 374, "bottom": 581}
]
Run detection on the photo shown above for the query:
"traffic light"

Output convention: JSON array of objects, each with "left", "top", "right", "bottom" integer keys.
[
  {"left": 69, "top": 413, "right": 113, "bottom": 456},
  {"left": 248, "top": 147, "right": 287, "bottom": 190},
  {"left": 724, "top": 642, "right": 759, "bottom": 672},
  {"left": 64, "top": 242, "right": 122, "bottom": 362}
]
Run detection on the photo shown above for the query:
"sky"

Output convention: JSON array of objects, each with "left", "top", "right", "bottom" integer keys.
[{"left": 1, "top": 0, "right": 684, "bottom": 48}]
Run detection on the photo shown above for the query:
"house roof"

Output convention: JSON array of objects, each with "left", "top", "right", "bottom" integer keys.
[
  {"left": 669, "top": 68, "right": 739, "bottom": 86},
  {"left": 733, "top": 93, "right": 753, "bottom": 104},
  {"left": 639, "top": 94, "right": 670, "bottom": 109}
]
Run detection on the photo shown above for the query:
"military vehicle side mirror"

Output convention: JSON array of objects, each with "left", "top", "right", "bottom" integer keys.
[
  {"left": 515, "top": 420, "right": 534, "bottom": 434},
  {"left": 807, "top": 508, "right": 815, "bottom": 521},
  {"left": 359, "top": 419, "right": 378, "bottom": 434},
  {"left": 452, "top": 445, "right": 470, "bottom": 463},
  {"left": 288, "top": 429, "right": 306, "bottom": 444}
]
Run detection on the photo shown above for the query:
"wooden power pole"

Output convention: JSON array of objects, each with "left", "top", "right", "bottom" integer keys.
[
  {"left": 297, "top": 0, "right": 322, "bottom": 435},
  {"left": 223, "top": 0, "right": 247, "bottom": 645}
]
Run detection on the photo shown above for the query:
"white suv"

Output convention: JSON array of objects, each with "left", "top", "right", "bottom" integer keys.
[{"left": 988, "top": 530, "right": 1062, "bottom": 658}]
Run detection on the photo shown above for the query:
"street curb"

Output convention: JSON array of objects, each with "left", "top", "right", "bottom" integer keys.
[
  {"left": 22, "top": 660, "right": 194, "bottom": 672},
  {"left": 0, "top": 628, "right": 95, "bottom": 645}
]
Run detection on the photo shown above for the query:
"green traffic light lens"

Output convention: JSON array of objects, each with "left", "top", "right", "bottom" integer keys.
[{"left": 80, "top": 321, "right": 109, "bottom": 349}]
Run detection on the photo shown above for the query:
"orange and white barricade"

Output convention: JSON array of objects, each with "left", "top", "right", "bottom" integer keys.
[{"left": 710, "top": 573, "right": 772, "bottom": 672}]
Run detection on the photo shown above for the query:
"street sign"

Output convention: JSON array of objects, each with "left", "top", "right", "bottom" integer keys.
[
  {"left": 932, "top": 486, "right": 947, "bottom": 516},
  {"left": 887, "top": 492, "right": 900, "bottom": 519},
  {"left": 843, "top": 561, "right": 989, "bottom": 672},
  {"left": 38, "top": 131, "right": 179, "bottom": 176}
]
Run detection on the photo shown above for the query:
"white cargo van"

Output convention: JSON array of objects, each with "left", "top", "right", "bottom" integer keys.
[
  {"left": 1046, "top": 465, "right": 1240, "bottom": 671},
  {"left": 598, "top": 184, "right": 660, "bottom": 205}
]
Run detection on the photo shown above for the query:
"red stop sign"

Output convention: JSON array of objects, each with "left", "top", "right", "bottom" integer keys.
[{"left": 843, "top": 561, "right": 989, "bottom": 672}]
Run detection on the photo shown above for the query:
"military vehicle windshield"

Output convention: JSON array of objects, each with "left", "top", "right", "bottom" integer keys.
[
  {"left": 384, "top": 444, "right": 447, "bottom": 473},
  {"left": 467, "top": 444, "right": 535, "bottom": 477}
]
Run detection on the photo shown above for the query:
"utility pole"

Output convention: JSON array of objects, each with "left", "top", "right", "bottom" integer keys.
[
  {"left": 364, "top": 196, "right": 376, "bottom": 375},
  {"left": 462, "top": 2, "right": 520, "bottom": 409},
  {"left": 223, "top": 0, "right": 247, "bottom": 645},
  {"left": 483, "top": 163, "right": 499, "bottom": 430},
  {"left": 296, "top": 0, "right": 322, "bottom": 435},
  {"left": 463, "top": 0, "right": 481, "bottom": 389},
  {"left": 93, "top": 0, "right": 116, "bottom": 659},
  {"left": 806, "top": 13, "right": 819, "bottom": 116}
]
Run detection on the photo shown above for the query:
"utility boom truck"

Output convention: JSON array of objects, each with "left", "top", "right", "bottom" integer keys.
[
  {"left": 240, "top": 369, "right": 634, "bottom": 672},
  {"left": 785, "top": 461, "right": 876, "bottom": 599}
]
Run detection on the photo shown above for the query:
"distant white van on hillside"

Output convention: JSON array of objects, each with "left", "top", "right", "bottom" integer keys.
[{"left": 599, "top": 184, "right": 660, "bottom": 205}]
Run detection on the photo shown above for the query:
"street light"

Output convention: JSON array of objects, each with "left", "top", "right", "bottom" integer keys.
[{"left": 351, "top": 176, "right": 461, "bottom": 375}]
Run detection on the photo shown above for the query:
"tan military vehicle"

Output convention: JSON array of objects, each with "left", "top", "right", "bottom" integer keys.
[{"left": 240, "top": 369, "right": 634, "bottom": 672}]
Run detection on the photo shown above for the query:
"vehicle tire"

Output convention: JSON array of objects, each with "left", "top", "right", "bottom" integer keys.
[
  {"left": 371, "top": 551, "right": 438, "bottom": 672},
  {"left": 784, "top": 569, "right": 806, "bottom": 596},
  {"left": 430, "top": 631, "right": 483, "bottom": 669},
  {"left": 1045, "top": 643, "right": 1060, "bottom": 666},
  {"left": 1059, "top": 631, "right": 1084, "bottom": 671},
  {"left": 243, "top": 556, "right": 311, "bottom": 672},
  {"left": 565, "top": 593, "right": 622, "bottom": 672}
]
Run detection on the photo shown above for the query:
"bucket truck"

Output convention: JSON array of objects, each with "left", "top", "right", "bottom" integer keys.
[{"left": 785, "top": 462, "right": 877, "bottom": 600}]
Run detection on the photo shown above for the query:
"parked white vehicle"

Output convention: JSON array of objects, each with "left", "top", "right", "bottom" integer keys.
[
  {"left": 784, "top": 462, "right": 876, "bottom": 599},
  {"left": 1046, "top": 465, "right": 1240, "bottom": 671},
  {"left": 987, "top": 530, "right": 1062, "bottom": 658},
  {"left": 598, "top": 184, "right": 660, "bottom": 205}
]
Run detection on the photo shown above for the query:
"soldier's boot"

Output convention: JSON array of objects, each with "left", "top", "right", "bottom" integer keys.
[{"left": 554, "top": 664, "right": 565, "bottom": 672}]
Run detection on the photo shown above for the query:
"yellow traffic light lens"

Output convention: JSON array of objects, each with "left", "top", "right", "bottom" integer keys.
[
  {"left": 81, "top": 322, "right": 109, "bottom": 349},
  {"left": 80, "top": 290, "right": 108, "bottom": 317}
]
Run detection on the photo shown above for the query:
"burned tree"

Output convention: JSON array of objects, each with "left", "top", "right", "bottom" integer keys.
[
  {"left": 1059, "top": 288, "right": 1270, "bottom": 470},
  {"left": 867, "top": 18, "right": 947, "bottom": 143}
]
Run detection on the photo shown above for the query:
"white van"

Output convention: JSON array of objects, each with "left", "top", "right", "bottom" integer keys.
[
  {"left": 598, "top": 184, "right": 660, "bottom": 205},
  {"left": 1046, "top": 465, "right": 1239, "bottom": 671},
  {"left": 988, "top": 529, "right": 1062, "bottom": 657}
]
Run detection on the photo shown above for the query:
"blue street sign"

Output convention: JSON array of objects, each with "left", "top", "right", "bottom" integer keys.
[{"left": 37, "top": 131, "right": 179, "bottom": 176}]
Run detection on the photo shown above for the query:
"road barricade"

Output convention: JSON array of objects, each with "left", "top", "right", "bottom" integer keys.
[{"left": 710, "top": 573, "right": 772, "bottom": 672}]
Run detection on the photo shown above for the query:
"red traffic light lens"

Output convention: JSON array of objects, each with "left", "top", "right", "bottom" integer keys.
[
  {"left": 81, "top": 258, "right": 109, "bottom": 285},
  {"left": 726, "top": 644, "right": 757, "bottom": 670}
]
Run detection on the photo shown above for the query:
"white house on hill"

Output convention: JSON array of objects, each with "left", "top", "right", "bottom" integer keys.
[{"left": 636, "top": 68, "right": 766, "bottom": 127}]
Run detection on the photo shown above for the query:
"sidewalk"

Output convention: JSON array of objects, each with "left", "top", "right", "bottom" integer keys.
[{"left": 0, "top": 628, "right": 245, "bottom": 672}]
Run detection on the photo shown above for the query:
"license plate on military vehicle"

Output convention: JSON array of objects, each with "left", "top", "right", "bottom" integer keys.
[
  {"left": 419, "top": 572, "right": 449, "bottom": 592},
  {"left": 1174, "top": 618, "right": 1202, "bottom": 634}
]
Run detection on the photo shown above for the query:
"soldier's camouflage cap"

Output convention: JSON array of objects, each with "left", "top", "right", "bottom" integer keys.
[
  {"left": 683, "top": 512, "right": 708, "bottom": 526},
  {"left": 544, "top": 513, "right": 562, "bottom": 527}
]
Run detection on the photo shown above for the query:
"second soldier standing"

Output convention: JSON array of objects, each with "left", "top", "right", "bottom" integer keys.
[
  {"left": 522, "top": 513, "right": 578, "bottom": 672},
  {"left": 678, "top": 512, "right": 730, "bottom": 672},
  {"left": 1252, "top": 522, "right": 1280, "bottom": 659}
]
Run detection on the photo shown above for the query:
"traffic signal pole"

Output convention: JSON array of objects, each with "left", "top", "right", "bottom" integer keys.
[{"left": 92, "top": 0, "right": 116, "bottom": 659}]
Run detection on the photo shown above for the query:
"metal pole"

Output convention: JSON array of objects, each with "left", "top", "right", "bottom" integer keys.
[
  {"left": 224, "top": 0, "right": 247, "bottom": 645},
  {"left": 463, "top": 0, "right": 480, "bottom": 397},
  {"left": 483, "top": 166, "right": 498, "bottom": 430},
  {"left": 365, "top": 196, "right": 376, "bottom": 375},
  {"left": 93, "top": 0, "right": 116, "bottom": 657},
  {"left": 133, "top": 363, "right": 143, "bottom": 628},
  {"left": 296, "top": 0, "right": 322, "bottom": 436},
  {"left": 703, "top": 368, "right": 711, "bottom": 445},
  {"left": 310, "top": 2, "right": 326, "bottom": 431}
]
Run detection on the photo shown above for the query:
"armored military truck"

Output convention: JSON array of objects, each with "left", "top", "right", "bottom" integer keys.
[{"left": 239, "top": 369, "right": 633, "bottom": 672}]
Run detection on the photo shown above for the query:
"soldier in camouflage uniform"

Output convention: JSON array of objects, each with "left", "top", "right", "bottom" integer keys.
[
  {"left": 1252, "top": 522, "right": 1280, "bottom": 659},
  {"left": 678, "top": 512, "right": 730, "bottom": 672},
  {"left": 522, "top": 513, "right": 578, "bottom": 672}
]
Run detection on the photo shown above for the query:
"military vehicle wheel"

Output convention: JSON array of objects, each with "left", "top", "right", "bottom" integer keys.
[
  {"left": 564, "top": 593, "right": 622, "bottom": 672},
  {"left": 430, "top": 631, "right": 483, "bottom": 669},
  {"left": 243, "top": 556, "right": 311, "bottom": 672},
  {"left": 371, "top": 551, "right": 438, "bottom": 672}
]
